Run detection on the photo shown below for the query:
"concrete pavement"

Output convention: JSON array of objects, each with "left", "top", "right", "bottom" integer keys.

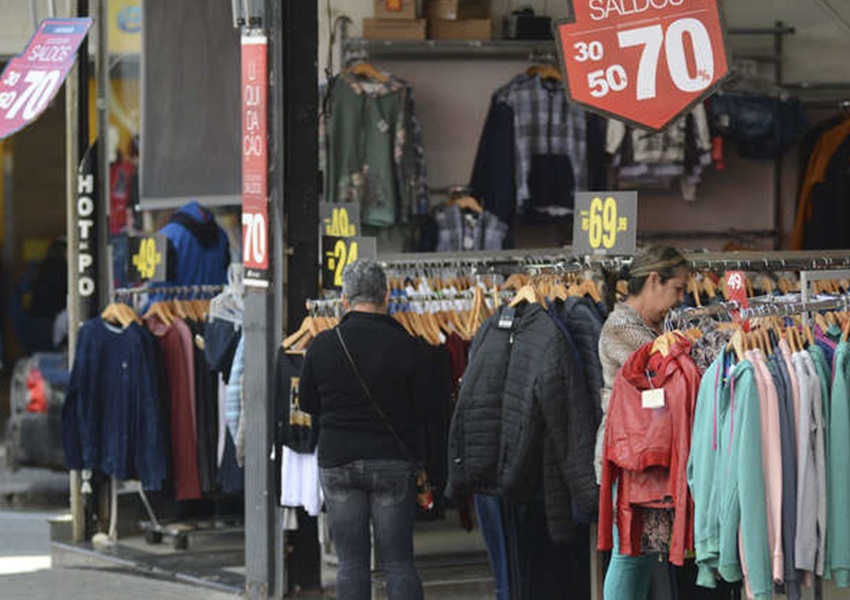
[{"left": 0, "top": 566, "right": 241, "bottom": 599}]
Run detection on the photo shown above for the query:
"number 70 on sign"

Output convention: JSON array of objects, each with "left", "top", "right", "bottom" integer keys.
[{"left": 574, "top": 18, "right": 715, "bottom": 101}]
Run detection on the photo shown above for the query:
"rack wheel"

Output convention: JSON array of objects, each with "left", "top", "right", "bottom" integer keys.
[
  {"left": 173, "top": 533, "right": 189, "bottom": 550},
  {"left": 144, "top": 530, "right": 163, "bottom": 544}
]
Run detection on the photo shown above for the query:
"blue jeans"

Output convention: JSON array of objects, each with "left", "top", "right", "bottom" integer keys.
[{"left": 320, "top": 459, "right": 424, "bottom": 600}]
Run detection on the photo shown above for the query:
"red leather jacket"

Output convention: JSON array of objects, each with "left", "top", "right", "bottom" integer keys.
[{"left": 597, "top": 336, "right": 700, "bottom": 565}]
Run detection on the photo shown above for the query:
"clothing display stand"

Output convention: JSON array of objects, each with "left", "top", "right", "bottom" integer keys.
[{"left": 102, "top": 283, "right": 239, "bottom": 551}]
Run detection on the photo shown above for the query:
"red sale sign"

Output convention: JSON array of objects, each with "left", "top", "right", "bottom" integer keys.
[
  {"left": 0, "top": 18, "right": 93, "bottom": 140},
  {"left": 555, "top": 0, "right": 730, "bottom": 131},
  {"left": 241, "top": 35, "right": 269, "bottom": 289}
]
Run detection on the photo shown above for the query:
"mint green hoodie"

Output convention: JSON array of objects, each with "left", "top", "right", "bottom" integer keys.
[
  {"left": 688, "top": 351, "right": 771, "bottom": 597},
  {"left": 829, "top": 342, "right": 850, "bottom": 587}
]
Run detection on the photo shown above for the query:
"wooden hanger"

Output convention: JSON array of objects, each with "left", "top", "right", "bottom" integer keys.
[
  {"left": 143, "top": 301, "right": 175, "bottom": 326},
  {"left": 346, "top": 61, "right": 388, "bottom": 83},
  {"left": 728, "top": 327, "right": 745, "bottom": 361},
  {"left": 448, "top": 195, "right": 484, "bottom": 214},
  {"left": 526, "top": 63, "right": 562, "bottom": 81},
  {"left": 102, "top": 302, "right": 141, "bottom": 328},
  {"left": 509, "top": 283, "right": 542, "bottom": 307}
]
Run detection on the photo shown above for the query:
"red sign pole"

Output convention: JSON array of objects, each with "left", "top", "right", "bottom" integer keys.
[
  {"left": 241, "top": 34, "right": 270, "bottom": 288},
  {"left": 555, "top": 0, "right": 730, "bottom": 131}
]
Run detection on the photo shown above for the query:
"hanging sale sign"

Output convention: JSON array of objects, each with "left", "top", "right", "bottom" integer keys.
[
  {"left": 241, "top": 34, "right": 269, "bottom": 289},
  {"left": 127, "top": 234, "right": 167, "bottom": 285},
  {"left": 0, "top": 18, "right": 93, "bottom": 140},
  {"left": 554, "top": 0, "right": 730, "bottom": 131}
]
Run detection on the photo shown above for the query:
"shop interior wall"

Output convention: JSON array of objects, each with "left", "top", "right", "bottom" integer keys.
[{"left": 319, "top": 0, "right": 850, "bottom": 251}]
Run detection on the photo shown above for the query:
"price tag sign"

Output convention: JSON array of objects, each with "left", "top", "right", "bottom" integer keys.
[
  {"left": 320, "top": 203, "right": 361, "bottom": 238},
  {"left": 322, "top": 236, "right": 377, "bottom": 290},
  {"left": 0, "top": 18, "right": 93, "bottom": 140},
  {"left": 572, "top": 191, "right": 637, "bottom": 255},
  {"left": 127, "top": 234, "right": 167, "bottom": 285},
  {"left": 724, "top": 270, "right": 749, "bottom": 330},
  {"left": 241, "top": 34, "right": 269, "bottom": 289},
  {"left": 554, "top": 1, "right": 730, "bottom": 132}
]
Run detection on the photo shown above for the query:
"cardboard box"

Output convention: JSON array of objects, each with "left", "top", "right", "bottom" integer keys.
[
  {"left": 363, "top": 18, "right": 428, "bottom": 41},
  {"left": 374, "top": 0, "right": 418, "bottom": 20},
  {"left": 428, "top": 18, "right": 491, "bottom": 40},
  {"left": 425, "top": 0, "right": 489, "bottom": 20}
]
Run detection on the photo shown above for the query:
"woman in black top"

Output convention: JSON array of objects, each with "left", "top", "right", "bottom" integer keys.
[{"left": 300, "top": 260, "right": 426, "bottom": 600}]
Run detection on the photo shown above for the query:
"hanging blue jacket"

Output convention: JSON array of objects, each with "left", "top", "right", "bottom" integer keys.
[{"left": 159, "top": 201, "right": 230, "bottom": 285}]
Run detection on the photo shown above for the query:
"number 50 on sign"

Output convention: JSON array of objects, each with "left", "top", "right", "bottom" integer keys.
[{"left": 555, "top": 0, "right": 730, "bottom": 132}]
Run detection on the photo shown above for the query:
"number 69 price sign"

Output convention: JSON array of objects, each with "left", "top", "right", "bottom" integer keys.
[{"left": 555, "top": 0, "right": 730, "bottom": 132}]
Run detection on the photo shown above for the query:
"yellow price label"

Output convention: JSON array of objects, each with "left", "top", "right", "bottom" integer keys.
[
  {"left": 331, "top": 239, "right": 359, "bottom": 287},
  {"left": 131, "top": 237, "right": 163, "bottom": 280},
  {"left": 580, "top": 196, "right": 629, "bottom": 251},
  {"left": 324, "top": 207, "right": 357, "bottom": 237}
]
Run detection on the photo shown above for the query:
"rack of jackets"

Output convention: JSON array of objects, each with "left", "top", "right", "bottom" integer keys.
[
  {"left": 626, "top": 289, "right": 850, "bottom": 600},
  {"left": 61, "top": 284, "right": 245, "bottom": 500}
]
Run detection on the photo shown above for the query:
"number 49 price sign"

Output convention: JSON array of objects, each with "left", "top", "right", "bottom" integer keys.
[{"left": 555, "top": 0, "right": 730, "bottom": 132}]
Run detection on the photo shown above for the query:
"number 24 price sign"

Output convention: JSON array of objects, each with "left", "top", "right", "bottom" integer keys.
[{"left": 555, "top": 0, "right": 730, "bottom": 132}]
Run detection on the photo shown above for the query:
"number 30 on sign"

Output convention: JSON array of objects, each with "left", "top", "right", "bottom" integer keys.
[{"left": 555, "top": 0, "right": 730, "bottom": 132}]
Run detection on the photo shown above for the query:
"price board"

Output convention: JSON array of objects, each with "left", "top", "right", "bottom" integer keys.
[
  {"left": 0, "top": 18, "right": 93, "bottom": 140},
  {"left": 241, "top": 34, "right": 269, "bottom": 289},
  {"left": 724, "top": 270, "right": 749, "bottom": 330},
  {"left": 322, "top": 236, "right": 377, "bottom": 290},
  {"left": 572, "top": 191, "right": 636, "bottom": 255},
  {"left": 127, "top": 234, "right": 167, "bottom": 285},
  {"left": 320, "top": 203, "right": 361, "bottom": 238},
  {"left": 554, "top": 0, "right": 730, "bottom": 132}
]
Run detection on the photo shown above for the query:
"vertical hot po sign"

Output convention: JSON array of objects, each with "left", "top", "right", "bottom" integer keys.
[
  {"left": 241, "top": 34, "right": 269, "bottom": 289},
  {"left": 555, "top": 0, "right": 730, "bottom": 131}
]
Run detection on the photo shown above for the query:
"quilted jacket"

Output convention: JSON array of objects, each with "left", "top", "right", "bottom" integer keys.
[
  {"left": 446, "top": 302, "right": 599, "bottom": 542},
  {"left": 554, "top": 297, "right": 605, "bottom": 422}
]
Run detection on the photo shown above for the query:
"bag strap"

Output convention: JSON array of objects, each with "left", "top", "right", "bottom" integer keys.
[{"left": 335, "top": 327, "right": 416, "bottom": 463}]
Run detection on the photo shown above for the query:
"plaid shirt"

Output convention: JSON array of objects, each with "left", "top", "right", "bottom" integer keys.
[
  {"left": 494, "top": 73, "right": 589, "bottom": 214},
  {"left": 434, "top": 205, "right": 507, "bottom": 252}
]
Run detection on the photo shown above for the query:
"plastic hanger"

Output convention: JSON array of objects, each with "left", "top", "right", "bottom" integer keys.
[
  {"left": 509, "top": 284, "right": 542, "bottom": 307},
  {"left": 102, "top": 302, "right": 141, "bottom": 328}
]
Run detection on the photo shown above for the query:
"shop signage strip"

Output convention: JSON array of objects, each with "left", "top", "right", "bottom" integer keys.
[
  {"left": 0, "top": 18, "right": 94, "bottom": 140},
  {"left": 572, "top": 191, "right": 637, "bottom": 256},
  {"left": 554, "top": 0, "right": 730, "bottom": 132},
  {"left": 241, "top": 34, "right": 270, "bottom": 289}
]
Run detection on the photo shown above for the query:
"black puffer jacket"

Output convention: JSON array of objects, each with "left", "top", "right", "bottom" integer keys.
[
  {"left": 556, "top": 297, "right": 605, "bottom": 423},
  {"left": 446, "top": 302, "right": 599, "bottom": 542}
]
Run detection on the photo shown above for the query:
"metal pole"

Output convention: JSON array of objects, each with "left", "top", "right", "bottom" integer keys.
[
  {"left": 242, "top": 1, "right": 276, "bottom": 598},
  {"left": 65, "top": 0, "right": 84, "bottom": 544}
]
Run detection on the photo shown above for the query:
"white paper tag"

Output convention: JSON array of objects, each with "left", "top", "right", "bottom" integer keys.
[{"left": 642, "top": 388, "right": 665, "bottom": 409}]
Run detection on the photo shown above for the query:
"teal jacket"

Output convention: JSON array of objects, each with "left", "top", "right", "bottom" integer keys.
[
  {"left": 808, "top": 344, "right": 831, "bottom": 579},
  {"left": 829, "top": 342, "right": 850, "bottom": 587},
  {"left": 688, "top": 351, "right": 771, "bottom": 598}
]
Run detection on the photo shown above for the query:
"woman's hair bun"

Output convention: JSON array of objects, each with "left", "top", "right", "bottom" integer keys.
[{"left": 618, "top": 264, "right": 631, "bottom": 280}]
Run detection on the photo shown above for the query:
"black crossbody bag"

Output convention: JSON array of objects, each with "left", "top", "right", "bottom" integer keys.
[{"left": 335, "top": 327, "right": 433, "bottom": 511}]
